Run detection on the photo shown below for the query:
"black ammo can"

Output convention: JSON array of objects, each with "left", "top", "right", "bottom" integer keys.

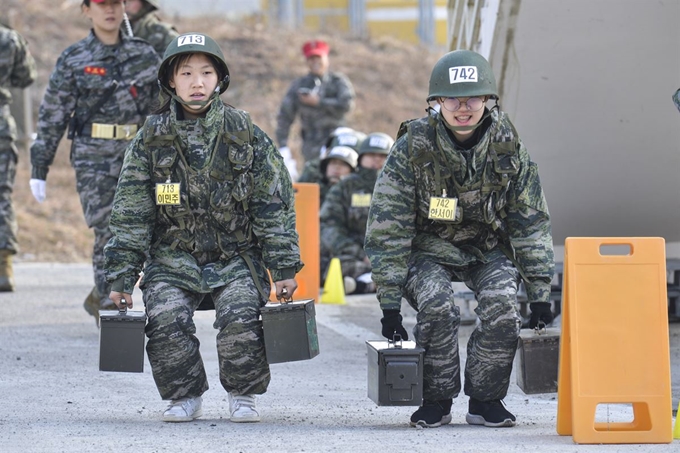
[
  {"left": 99, "top": 303, "right": 147, "bottom": 373},
  {"left": 515, "top": 327, "right": 560, "bottom": 394},
  {"left": 261, "top": 299, "right": 319, "bottom": 364},
  {"left": 366, "top": 339, "right": 424, "bottom": 406}
]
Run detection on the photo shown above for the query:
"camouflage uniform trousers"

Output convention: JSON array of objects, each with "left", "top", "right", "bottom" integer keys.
[
  {"left": 0, "top": 140, "right": 17, "bottom": 252},
  {"left": 75, "top": 166, "right": 120, "bottom": 307},
  {"left": 337, "top": 253, "right": 371, "bottom": 280},
  {"left": 301, "top": 126, "right": 336, "bottom": 163},
  {"left": 143, "top": 261, "right": 271, "bottom": 401},
  {"left": 403, "top": 248, "right": 522, "bottom": 402}
]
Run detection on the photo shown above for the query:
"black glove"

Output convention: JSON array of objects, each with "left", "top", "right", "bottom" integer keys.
[
  {"left": 381, "top": 309, "right": 409, "bottom": 341},
  {"left": 529, "top": 302, "right": 554, "bottom": 329}
]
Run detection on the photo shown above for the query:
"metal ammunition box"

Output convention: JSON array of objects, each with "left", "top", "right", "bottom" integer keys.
[
  {"left": 366, "top": 340, "right": 424, "bottom": 406},
  {"left": 515, "top": 328, "right": 560, "bottom": 394},
  {"left": 261, "top": 299, "right": 319, "bottom": 364},
  {"left": 99, "top": 308, "right": 147, "bottom": 373}
]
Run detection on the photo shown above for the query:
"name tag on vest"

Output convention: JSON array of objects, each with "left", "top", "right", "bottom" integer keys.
[
  {"left": 351, "top": 193, "right": 372, "bottom": 208},
  {"left": 428, "top": 196, "right": 457, "bottom": 221},
  {"left": 156, "top": 183, "right": 181, "bottom": 205}
]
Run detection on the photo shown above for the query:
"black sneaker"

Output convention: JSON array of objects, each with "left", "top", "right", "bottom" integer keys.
[
  {"left": 466, "top": 398, "right": 516, "bottom": 427},
  {"left": 410, "top": 399, "right": 453, "bottom": 428}
]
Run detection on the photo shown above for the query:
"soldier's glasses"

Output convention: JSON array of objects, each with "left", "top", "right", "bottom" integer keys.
[{"left": 440, "top": 97, "right": 485, "bottom": 112}]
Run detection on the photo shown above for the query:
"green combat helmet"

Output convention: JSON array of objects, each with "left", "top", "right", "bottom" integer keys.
[
  {"left": 427, "top": 50, "right": 498, "bottom": 101},
  {"left": 158, "top": 33, "right": 230, "bottom": 95},
  {"left": 359, "top": 132, "right": 394, "bottom": 157}
]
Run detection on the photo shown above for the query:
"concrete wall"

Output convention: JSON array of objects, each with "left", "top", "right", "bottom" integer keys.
[{"left": 490, "top": 0, "right": 680, "bottom": 258}]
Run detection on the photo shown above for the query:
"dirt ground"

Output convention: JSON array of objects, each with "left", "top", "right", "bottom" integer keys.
[{"left": 5, "top": 0, "right": 440, "bottom": 263}]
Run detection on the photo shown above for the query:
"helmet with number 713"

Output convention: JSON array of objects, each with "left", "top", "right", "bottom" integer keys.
[
  {"left": 427, "top": 50, "right": 498, "bottom": 101},
  {"left": 158, "top": 33, "right": 230, "bottom": 93}
]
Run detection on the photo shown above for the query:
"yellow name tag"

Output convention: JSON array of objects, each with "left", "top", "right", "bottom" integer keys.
[
  {"left": 155, "top": 183, "right": 181, "bottom": 205},
  {"left": 351, "top": 193, "right": 372, "bottom": 208},
  {"left": 428, "top": 197, "right": 457, "bottom": 220}
]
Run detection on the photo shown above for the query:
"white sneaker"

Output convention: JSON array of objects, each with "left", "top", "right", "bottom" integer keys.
[
  {"left": 162, "top": 396, "right": 203, "bottom": 422},
  {"left": 228, "top": 393, "right": 260, "bottom": 423}
]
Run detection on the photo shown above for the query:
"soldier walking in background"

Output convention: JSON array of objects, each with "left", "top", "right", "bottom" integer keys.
[
  {"left": 321, "top": 132, "right": 392, "bottom": 294},
  {"left": 365, "top": 50, "right": 555, "bottom": 428},
  {"left": 0, "top": 22, "right": 37, "bottom": 292},
  {"left": 105, "top": 33, "right": 302, "bottom": 423},
  {"left": 673, "top": 88, "right": 680, "bottom": 113},
  {"left": 276, "top": 39, "right": 355, "bottom": 180},
  {"left": 124, "top": 0, "right": 179, "bottom": 57},
  {"left": 29, "top": 0, "right": 160, "bottom": 322}
]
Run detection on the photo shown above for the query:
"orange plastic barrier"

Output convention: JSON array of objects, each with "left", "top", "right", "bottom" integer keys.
[
  {"left": 556, "top": 237, "right": 673, "bottom": 444},
  {"left": 269, "top": 183, "right": 320, "bottom": 302}
]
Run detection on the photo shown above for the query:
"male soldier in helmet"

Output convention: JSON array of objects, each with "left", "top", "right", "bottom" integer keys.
[
  {"left": 321, "top": 132, "right": 393, "bottom": 294},
  {"left": 0, "top": 22, "right": 36, "bottom": 291},
  {"left": 365, "top": 50, "right": 554, "bottom": 428},
  {"left": 124, "top": 0, "right": 179, "bottom": 57},
  {"left": 104, "top": 32, "right": 302, "bottom": 424},
  {"left": 275, "top": 39, "right": 356, "bottom": 179},
  {"left": 299, "top": 127, "right": 365, "bottom": 205}
]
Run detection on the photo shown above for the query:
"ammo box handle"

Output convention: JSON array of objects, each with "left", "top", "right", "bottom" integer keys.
[
  {"left": 388, "top": 334, "right": 404, "bottom": 349},
  {"left": 118, "top": 298, "right": 128, "bottom": 315}
]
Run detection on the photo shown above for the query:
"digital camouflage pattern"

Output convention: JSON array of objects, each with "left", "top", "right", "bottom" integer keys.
[
  {"left": 320, "top": 166, "right": 378, "bottom": 279},
  {"left": 0, "top": 25, "right": 36, "bottom": 253},
  {"left": 129, "top": 11, "right": 179, "bottom": 58},
  {"left": 30, "top": 31, "right": 160, "bottom": 304},
  {"left": 105, "top": 98, "right": 301, "bottom": 398},
  {"left": 104, "top": 99, "right": 302, "bottom": 294},
  {"left": 144, "top": 271, "right": 270, "bottom": 400},
  {"left": 276, "top": 72, "right": 355, "bottom": 162},
  {"left": 674, "top": 89, "right": 680, "bottom": 113},
  {"left": 365, "top": 109, "right": 554, "bottom": 401}
]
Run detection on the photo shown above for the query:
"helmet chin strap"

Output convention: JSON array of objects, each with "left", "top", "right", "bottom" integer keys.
[{"left": 161, "top": 84, "right": 221, "bottom": 111}]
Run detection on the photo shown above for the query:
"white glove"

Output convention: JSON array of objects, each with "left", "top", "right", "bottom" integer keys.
[
  {"left": 29, "top": 179, "right": 46, "bottom": 203},
  {"left": 278, "top": 146, "right": 299, "bottom": 182}
]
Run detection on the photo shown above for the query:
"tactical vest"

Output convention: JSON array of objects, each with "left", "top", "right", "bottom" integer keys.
[
  {"left": 142, "top": 107, "right": 255, "bottom": 259},
  {"left": 397, "top": 111, "right": 520, "bottom": 254}
]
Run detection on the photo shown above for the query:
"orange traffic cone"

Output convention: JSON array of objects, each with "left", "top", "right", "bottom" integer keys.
[{"left": 320, "top": 258, "right": 345, "bottom": 305}]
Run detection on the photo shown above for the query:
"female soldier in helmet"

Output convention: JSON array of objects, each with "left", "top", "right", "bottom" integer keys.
[
  {"left": 104, "top": 32, "right": 303, "bottom": 423},
  {"left": 365, "top": 50, "right": 555, "bottom": 428}
]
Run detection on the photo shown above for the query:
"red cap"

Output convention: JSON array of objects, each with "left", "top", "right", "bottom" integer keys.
[
  {"left": 90, "top": 0, "right": 123, "bottom": 3},
  {"left": 302, "top": 40, "right": 329, "bottom": 58}
]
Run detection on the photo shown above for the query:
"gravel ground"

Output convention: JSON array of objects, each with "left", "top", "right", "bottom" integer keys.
[{"left": 0, "top": 263, "right": 678, "bottom": 452}]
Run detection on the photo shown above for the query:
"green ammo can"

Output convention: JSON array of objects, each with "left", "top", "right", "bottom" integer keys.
[
  {"left": 99, "top": 302, "right": 147, "bottom": 373},
  {"left": 261, "top": 299, "right": 319, "bottom": 364},
  {"left": 366, "top": 339, "right": 424, "bottom": 406},
  {"left": 515, "top": 327, "right": 560, "bottom": 394}
]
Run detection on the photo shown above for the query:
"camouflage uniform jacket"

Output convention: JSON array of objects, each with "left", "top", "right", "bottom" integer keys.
[
  {"left": 104, "top": 99, "right": 303, "bottom": 295},
  {"left": 674, "top": 89, "right": 680, "bottom": 113},
  {"left": 320, "top": 166, "right": 378, "bottom": 263},
  {"left": 298, "top": 158, "right": 336, "bottom": 205},
  {"left": 365, "top": 110, "right": 554, "bottom": 310},
  {"left": 30, "top": 30, "right": 160, "bottom": 180},
  {"left": 0, "top": 25, "right": 37, "bottom": 143},
  {"left": 275, "top": 72, "right": 355, "bottom": 150},
  {"left": 130, "top": 12, "right": 179, "bottom": 58}
]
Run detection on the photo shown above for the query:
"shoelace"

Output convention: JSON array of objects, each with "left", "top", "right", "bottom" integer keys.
[{"left": 167, "top": 398, "right": 195, "bottom": 413}]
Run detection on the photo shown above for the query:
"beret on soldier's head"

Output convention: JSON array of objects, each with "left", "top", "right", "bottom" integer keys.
[{"left": 302, "top": 40, "right": 329, "bottom": 58}]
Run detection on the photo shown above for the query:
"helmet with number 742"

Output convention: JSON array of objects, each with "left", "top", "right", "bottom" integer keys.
[{"left": 427, "top": 50, "right": 498, "bottom": 101}]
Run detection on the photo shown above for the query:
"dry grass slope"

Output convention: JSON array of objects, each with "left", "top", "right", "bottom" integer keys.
[{"left": 7, "top": 0, "right": 440, "bottom": 262}]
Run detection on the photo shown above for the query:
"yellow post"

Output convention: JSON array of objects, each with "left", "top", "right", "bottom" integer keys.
[{"left": 674, "top": 400, "right": 680, "bottom": 439}]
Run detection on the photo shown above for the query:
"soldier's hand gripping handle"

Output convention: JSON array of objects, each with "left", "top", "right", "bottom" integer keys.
[
  {"left": 110, "top": 291, "right": 134, "bottom": 310},
  {"left": 381, "top": 309, "right": 408, "bottom": 341},
  {"left": 275, "top": 279, "right": 298, "bottom": 302},
  {"left": 528, "top": 302, "right": 553, "bottom": 329}
]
